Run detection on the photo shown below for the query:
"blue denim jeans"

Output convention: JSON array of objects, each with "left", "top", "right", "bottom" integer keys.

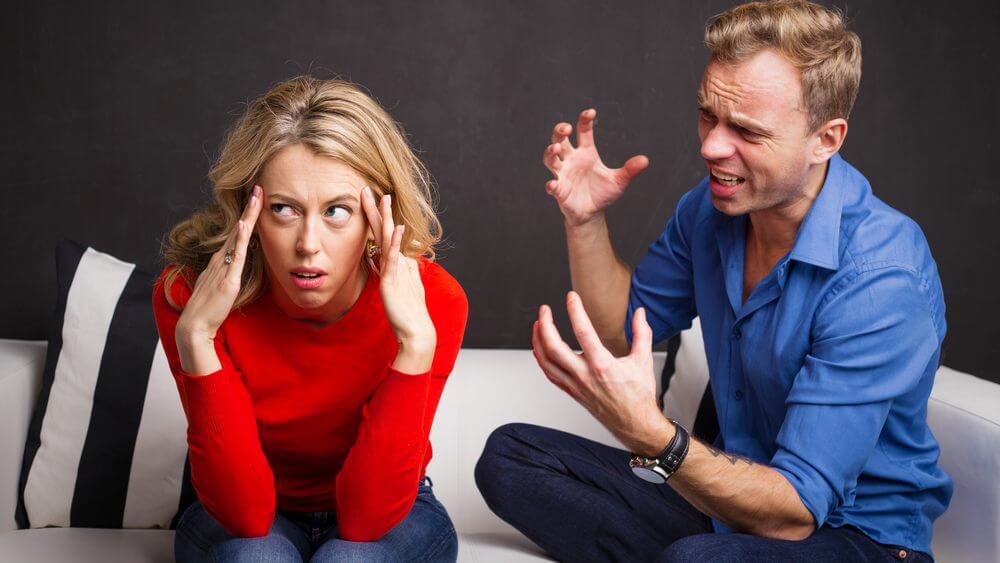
[
  {"left": 174, "top": 477, "right": 457, "bottom": 562},
  {"left": 475, "top": 423, "right": 933, "bottom": 563}
]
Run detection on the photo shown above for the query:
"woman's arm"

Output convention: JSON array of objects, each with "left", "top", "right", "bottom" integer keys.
[
  {"left": 153, "top": 266, "right": 277, "bottom": 538},
  {"left": 334, "top": 264, "right": 468, "bottom": 541}
]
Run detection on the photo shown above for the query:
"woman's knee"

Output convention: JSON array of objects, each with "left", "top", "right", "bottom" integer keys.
[{"left": 174, "top": 501, "right": 305, "bottom": 563}]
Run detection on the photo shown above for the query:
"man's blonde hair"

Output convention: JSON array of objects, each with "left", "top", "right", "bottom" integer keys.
[{"left": 705, "top": 0, "right": 862, "bottom": 133}]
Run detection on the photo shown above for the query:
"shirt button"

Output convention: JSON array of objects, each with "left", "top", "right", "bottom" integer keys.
[
  {"left": 735, "top": 390, "right": 744, "bottom": 400},
  {"left": 733, "top": 327, "right": 742, "bottom": 340},
  {"left": 897, "top": 549, "right": 908, "bottom": 559}
]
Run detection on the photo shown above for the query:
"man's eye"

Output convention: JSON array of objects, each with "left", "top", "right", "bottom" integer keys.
[{"left": 325, "top": 206, "right": 350, "bottom": 221}]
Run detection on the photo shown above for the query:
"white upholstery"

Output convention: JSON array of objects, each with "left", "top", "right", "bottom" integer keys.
[{"left": 1, "top": 338, "right": 998, "bottom": 562}]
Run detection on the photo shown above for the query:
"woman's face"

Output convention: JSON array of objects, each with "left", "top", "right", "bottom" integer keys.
[{"left": 255, "top": 143, "right": 372, "bottom": 323}]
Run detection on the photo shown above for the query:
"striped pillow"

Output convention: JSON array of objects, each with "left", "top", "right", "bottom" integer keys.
[
  {"left": 16, "top": 240, "right": 195, "bottom": 529},
  {"left": 660, "top": 318, "right": 718, "bottom": 443}
]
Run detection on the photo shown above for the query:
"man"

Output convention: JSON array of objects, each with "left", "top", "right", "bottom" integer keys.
[{"left": 475, "top": 1, "right": 951, "bottom": 561}]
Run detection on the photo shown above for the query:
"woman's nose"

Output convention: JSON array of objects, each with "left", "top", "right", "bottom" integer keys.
[{"left": 296, "top": 218, "right": 321, "bottom": 256}]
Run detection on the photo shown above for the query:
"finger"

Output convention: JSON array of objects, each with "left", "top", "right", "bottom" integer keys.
[
  {"left": 380, "top": 194, "right": 394, "bottom": 255},
  {"left": 614, "top": 155, "right": 650, "bottom": 185},
  {"left": 225, "top": 220, "right": 248, "bottom": 283},
  {"left": 576, "top": 108, "right": 596, "bottom": 148},
  {"left": 532, "top": 320, "right": 580, "bottom": 399},
  {"left": 629, "top": 308, "right": 653, "bottom": 359},
  {"left": 383, "top": 225, "right": 404, "bottom": 278},
  {"left": 361, "top": 186, "right": 383, "bottom": 246},
  {"left": 551, "top": 122, "right": 574, "bottom": 151},
  {"left": 537, "top": 304, "right": 588, "bottom": 375},
  {"left": 543, "top": 144, "right": 563, "bottom": 175},
  {"left": 565, "top": 291, "right": 616, "bottom": 366}
]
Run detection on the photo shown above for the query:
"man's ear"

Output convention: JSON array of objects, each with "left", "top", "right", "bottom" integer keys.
[{"left": 810, "top": 118, "right": 848, "bottom": 164}]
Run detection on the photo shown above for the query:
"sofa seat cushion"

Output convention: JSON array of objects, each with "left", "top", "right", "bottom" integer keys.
[
  {"left": 0, "top": 529, "right": 550, "bottom": 562},
  {"left": 0, "top": 528, "right": 174, "bottom": 562}
]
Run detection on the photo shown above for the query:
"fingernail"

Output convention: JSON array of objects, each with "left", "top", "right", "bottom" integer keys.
[{"left": 362, "top": 186, "right": 371, "bottom": 198}]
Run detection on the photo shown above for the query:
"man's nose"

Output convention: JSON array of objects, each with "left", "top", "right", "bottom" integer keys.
[
  {"left": 296, "top": 218, "right": 321, "bottom": 256},
  {"left": 700, "top": 124, "right": 737, "bottom": 162}
]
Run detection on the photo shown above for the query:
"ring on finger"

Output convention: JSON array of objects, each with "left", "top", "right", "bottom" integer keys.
[{"left": 224, "top": 249, "right": 235, "bottom": 264}]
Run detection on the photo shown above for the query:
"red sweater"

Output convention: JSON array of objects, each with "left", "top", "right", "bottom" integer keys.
[{"left": 152, "top": 259, "right": 468, "bottom": 541}]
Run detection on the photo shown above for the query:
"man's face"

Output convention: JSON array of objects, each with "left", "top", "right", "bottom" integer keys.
[
  {"left": 255, "top": 143, "right": 371, "bottom": 319},
  {"left": 697, "top": 48, "right": 818, "bottom": 216}
]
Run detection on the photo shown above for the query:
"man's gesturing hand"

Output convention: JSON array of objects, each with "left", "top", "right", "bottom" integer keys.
[
  {"left": 542, "top": 109, "right": 649, "bottom": 227},
  {"left": 531, "top": 291, "right": 671, "bottom": 456}
]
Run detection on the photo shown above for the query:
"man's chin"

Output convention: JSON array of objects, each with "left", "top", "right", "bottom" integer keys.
[{"left": 710, "top": 195, "right": 749, "bottom": 217}]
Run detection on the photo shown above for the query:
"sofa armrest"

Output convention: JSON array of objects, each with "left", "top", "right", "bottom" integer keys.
[{"left": 0, "top": 339, "right": 46, "bottom": 533}]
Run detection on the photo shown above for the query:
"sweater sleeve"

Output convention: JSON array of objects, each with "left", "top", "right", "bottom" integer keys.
[
  {"left": 334, "top": 262, "right": 469, "bottom": 541},
  {"left": 151, "top": 267, "right": 276, "bottom": 537}
]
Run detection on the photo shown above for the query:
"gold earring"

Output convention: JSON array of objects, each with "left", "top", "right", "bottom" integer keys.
[{"left": 365, "top": 239, "right": 381, "bottom": 274}]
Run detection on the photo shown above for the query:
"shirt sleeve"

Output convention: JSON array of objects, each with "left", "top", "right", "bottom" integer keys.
[
  {"left": 151, "top": 268, "right": 276, "bottom": 538},
  {"left": 770, "top": 266, "right": 941, "bottom": 528},
  {"left": 334, "top": 262, "right": 469, "bottom": 541},
  {"left": 626, "top": 188, "right": 700, "bottom": 345}
]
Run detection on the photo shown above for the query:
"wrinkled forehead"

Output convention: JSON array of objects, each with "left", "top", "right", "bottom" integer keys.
[
  {"left": 259, "top": 144, "right": 366, "bottom": 204},
  {"left": 699, "top": 49, "right": 806, "bottom": 126}
]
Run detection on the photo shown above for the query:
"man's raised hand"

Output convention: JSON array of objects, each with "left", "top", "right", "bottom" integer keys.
[{"left": 542, "top": 109, "right": 649, "bottom": 227}]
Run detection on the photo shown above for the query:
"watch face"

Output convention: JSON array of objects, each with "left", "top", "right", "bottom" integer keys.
[{"left": 631, "top": 466, "right": 666, "bottom": 484}]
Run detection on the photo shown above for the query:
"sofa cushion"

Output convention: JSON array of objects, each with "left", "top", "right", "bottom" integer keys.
[{"left": 17, "top": 241, "right": 194, "bottom": 530}]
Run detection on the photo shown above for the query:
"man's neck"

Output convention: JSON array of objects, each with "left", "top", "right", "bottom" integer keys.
[{"left": 747, "top": 161, "right": 828, "bottom": 257}]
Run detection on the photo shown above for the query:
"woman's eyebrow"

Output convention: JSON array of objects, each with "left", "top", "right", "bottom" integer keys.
[{"left": 268, "top": 192, "right": 360, "bottom": 206}]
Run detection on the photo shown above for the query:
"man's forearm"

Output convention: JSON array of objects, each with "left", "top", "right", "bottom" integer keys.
[
  {"left": 640, "top": 419, "right": 815, "bottom": 540},
  {"left": 565, "top": 215, "right": 632, "bottom": 356}
]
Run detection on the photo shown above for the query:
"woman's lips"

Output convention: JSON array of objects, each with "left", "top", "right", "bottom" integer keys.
[{"left": 291, "top": 273, "right": 326, "bottom": 289}]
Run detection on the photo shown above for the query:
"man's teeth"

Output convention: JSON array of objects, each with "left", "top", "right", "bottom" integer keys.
[{"left": 713, "top": 171, "right": 745, "bottom": 186}]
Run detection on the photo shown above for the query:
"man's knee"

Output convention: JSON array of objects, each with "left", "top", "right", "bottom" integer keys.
[
  {"left": 474, "top": 423, "right": 548, "bottom": 508},
  {"left": 656, "top": 534, "right": 745, "bottom": 563}
]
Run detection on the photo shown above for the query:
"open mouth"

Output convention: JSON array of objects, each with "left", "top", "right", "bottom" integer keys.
[{"left": 711, "top": 170, "right": 746, "bottom": 187}]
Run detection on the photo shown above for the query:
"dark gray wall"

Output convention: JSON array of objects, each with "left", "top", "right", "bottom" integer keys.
[{"left": 3, "top": 1, "right": 998, "bottom": 382}]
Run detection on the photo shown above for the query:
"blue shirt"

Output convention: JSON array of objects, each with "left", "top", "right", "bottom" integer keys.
[{"left": 626, "top": 154, "right": 952, "bottom": 555}]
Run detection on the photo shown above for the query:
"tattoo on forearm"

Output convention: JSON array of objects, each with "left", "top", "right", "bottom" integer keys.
[{"left": 705, "top": 444, "right": 755, "bottom": 466}]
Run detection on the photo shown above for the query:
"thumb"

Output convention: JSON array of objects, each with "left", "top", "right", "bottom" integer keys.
[
  {"left": 629, "top": 307, "right": 653, "bottom": 358},
  {"left": 616, "top": 155, "right": 649, "bottom": 185}
]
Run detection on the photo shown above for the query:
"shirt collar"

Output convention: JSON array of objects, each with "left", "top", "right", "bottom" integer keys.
[{"left": 786, "top": 152, "right": 847, "bottom": 271}]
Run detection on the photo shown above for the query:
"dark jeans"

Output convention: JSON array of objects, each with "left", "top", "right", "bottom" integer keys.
[
  {"left": 175, "top": 477, "right": 457, "bottom": 562},
  {"left": 475, "top": 423, "right": 932, "bottom": 563}
]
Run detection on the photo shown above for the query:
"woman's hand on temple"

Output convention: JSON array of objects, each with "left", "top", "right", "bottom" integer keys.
[
  {"left": 361, "top": 187, "right": 437, "bottom": 374},
  {"left": 542, "top": 109, "right": 649, "bottom": 227},
  {"left": 174, "top": 185, "right": 263, "bottom": 373}
]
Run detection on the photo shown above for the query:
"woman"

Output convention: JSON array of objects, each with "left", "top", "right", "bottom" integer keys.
[{"left": 152, "top": 76, "right": 467, "bottom": 562}]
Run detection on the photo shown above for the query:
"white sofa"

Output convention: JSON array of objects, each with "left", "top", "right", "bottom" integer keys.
[{"left": 1, "top": 338, "right": 998, "bottom": 562}]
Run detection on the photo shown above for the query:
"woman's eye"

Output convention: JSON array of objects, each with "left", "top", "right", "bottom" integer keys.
[
  {"left": 325, "top": 206, "right": 350, "bottom": 222},
  {"left": 271, "top": 204, "right": 295, "bottom": 217}
]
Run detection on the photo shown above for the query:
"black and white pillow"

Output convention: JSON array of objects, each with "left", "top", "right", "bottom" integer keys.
[
  {"left": 660, "top": 318, "right": 718, "bottom": 444},
  {"left": 16, "top": 240, "right": 195, "bottom": 529}
]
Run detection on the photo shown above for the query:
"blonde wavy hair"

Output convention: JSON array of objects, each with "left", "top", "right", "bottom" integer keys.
[
  {"left": 705, "top": 0, "right": 862, "bottom": 133},
  {"left": 162, "top": 75, "right": 441, "bottom": 310}
]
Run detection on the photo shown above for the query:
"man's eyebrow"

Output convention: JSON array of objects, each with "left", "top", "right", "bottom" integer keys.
[
  {"left": 696, "top": 97, "right": 775, "bottom": 137},
  {"left": 268, "top": 192, "right": 360, "bottom": 206}
]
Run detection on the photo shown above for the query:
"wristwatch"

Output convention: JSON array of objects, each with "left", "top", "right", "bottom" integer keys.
[{"left": 629, "top": 418, "right": 690, "bottom": 484}]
